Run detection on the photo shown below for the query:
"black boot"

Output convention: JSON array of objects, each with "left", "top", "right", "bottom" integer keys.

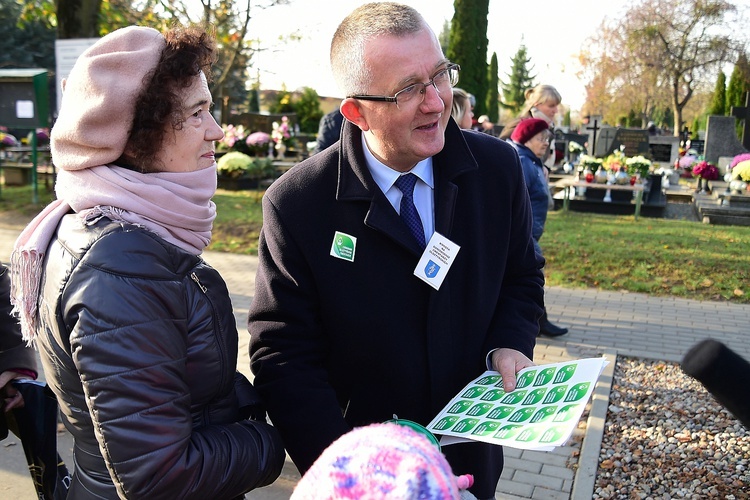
[{"left": 539, "top": 311, "right": 568, "bottom": 337}]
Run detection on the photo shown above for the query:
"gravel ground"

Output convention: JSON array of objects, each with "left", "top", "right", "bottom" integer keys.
[{"left": 594, "top": 357, "right": 750, "bottom": 499}]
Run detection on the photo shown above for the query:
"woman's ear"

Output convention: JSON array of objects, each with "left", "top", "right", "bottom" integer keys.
[{"left": 340, "top": 99, "right": 369, "bottom": 132}]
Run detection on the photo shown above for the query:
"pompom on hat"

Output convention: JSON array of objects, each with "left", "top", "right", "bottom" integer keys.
[
  {"left": 510, "top": 118, "right": 549, "bottom": 145},
  {"left": 290, "top": 423, "right": 475, "bottom": 499},
  {"left": 51, "top": 26, "right": 166, "bottom": 171}
]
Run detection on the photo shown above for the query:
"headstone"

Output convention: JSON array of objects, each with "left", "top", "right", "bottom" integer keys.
[
  {"left": 559, "top": 131, "right": 589, "bottom": 151},
  {"left": 554, "top": 130, "right": 588, "bottom": 159},
  {"left": 688, "top": 139, "right": 705, "bottom": 155},
  {"left": 648, "top": 135, "right": 680, "bottom": 166},
  {"left": 594, "top": 126, "right": 617, "bottom": 157},
  {"left": 730, "top": 92, "right": 750, "bottom": 149},
  {"left": 703, "top": 115, "right": 747, "bottom": 165},
  {"left": 604, "top": 128, "right": 650, "bottom": 157},
  {"left": 585, "top": 115, "right": 602, "bottom": 154}
]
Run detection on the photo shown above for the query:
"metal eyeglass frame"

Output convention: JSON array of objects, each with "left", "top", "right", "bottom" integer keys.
[{"left": 347, "top": 63, "right": 460, "bottom": 108}]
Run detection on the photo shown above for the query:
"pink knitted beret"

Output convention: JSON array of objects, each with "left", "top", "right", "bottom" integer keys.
[
  {"left": 51, "top": 26, "right": 166, "bottom": 171},
  {"left": 510, "top": 118, "right": 549, "bottom": 145},
  {"left": 291, "top": 423, "right": 472, "bottom": 499}
]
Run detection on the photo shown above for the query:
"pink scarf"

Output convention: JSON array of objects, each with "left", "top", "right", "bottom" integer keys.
[{"left": 10, "top": 164, "right": 218, "bottom": 342}]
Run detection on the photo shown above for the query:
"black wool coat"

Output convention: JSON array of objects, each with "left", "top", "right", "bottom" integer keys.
[{"left": 249, "top": 118, "right": 545, "bottom": 499}]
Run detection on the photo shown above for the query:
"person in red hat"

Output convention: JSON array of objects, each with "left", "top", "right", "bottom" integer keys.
[{"left": 510, "top": 118, "right": 569, "bottom": 337}]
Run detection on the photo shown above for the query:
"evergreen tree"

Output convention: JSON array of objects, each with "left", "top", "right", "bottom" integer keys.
[
  {"left": 662, "top": 107, "right": 674, "bottom": 131},
  {"left": 447, "top": 0, "right": 490, "bottom": 116},
  {"left": 0, "top": 1, "right": 57, "bottom": 116},
  {"left": 0, "top": 1, "right": 56, "bottom": 70},
  {"left": 248, "top": 86, "right": 260, "bottom": 113},
  {"left": 486, "top": 52, "right": 499, "bottom": 123},
  {"left": 691, "top": 116, "right": 703, "bottom": 140},
  {"left": 294, "top": 87, "right": 324, "bottom": 134},
  {"left": 651, "top": 107, "right": 665, "bottom": 130},
  {"left": 708, "top": 70, "right": 727, "bottom": 116},
  {"left": 563, "top": 109, "right": 571, "bottom": 128},
  {"left": 499, "top": 43, "right": 536, "bottom": 115},
  {"left": 727, "top": 52, "right": 750, "bottom": 111},
  {"left": 726, "top": 52, "right": 750, "bottom": 139},
  {"left": 438, "top": 19, "right": 450, "bottom": 56},
  {"left": 269, "top": 86, "right": 295, "bottom": 114},
  {"left": 627, "top": 109, "right": 638, "bottom": 127}
]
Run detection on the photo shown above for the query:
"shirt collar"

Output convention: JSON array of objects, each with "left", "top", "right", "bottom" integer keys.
[{"left": 361, "top": 133, "right": 434, "bottom": 193}]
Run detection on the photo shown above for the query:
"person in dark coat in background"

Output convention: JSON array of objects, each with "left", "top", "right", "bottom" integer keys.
[
  {"left": 248, "top": 3, "right": 545, "bottom": 499},
  {"left": 0, "top": 263, "right": 36, "bottom": 413},
  {"left": 9, "top": 24, "right": 284, "bottom": 499},
  {"left": 312, "top": 108, "right": 345, "bottom": 154},
  {"left": 509, "top": 118, "right": 568, "bottom": 338}
]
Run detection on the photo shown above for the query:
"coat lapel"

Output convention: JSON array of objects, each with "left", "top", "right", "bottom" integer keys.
[
  {"left": 432, "top": 120, "right": 478, "bottom": 237},
  {"left": 335, "top": 119, "right": 478, "bottom": 253}
]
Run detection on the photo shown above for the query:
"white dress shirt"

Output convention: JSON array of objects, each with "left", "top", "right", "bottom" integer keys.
[{"left": 361, "top": 134, "right": 435, "bottom": 244}]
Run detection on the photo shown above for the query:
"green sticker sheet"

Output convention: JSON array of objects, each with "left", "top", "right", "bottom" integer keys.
[{"left": 426, "top": 357, "right": 608, "bottom": 451}]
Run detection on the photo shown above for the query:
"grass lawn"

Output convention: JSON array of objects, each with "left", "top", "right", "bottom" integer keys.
[
  {"left": 2, "top": 184, "right": 748, "bottom": 303},
  {"left": 543, "top": 210, "right": 749, "bottom": 303}
]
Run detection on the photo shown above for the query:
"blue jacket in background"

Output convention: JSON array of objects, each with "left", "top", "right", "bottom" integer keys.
[{"left": 510, "top": 140, "right": 549, "bottom": 248}]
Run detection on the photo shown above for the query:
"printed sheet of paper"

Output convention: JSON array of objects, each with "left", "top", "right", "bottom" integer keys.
[{"left": 427, "top": 357, "right": 608, "bottom": 451}]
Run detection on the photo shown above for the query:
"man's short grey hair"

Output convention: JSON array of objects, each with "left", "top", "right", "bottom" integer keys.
[{"left": 330, "top": 2, "right": 429, "bottom": 96}]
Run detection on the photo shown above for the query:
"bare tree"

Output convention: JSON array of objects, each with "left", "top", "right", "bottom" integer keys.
[
  {"left": 636, "top": 0, "right": 737, "bottom": 135},
  {"left": 580, "top": 0, "right": 743, "bottom": 135}
]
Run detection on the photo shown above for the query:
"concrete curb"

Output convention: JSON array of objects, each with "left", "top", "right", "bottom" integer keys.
[{"left": 570, "top": 350, "right": 617, "bottom": 500}]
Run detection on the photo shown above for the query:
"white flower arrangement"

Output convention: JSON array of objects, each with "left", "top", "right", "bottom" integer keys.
[
  {"left": 625, "top": 155, "right": 652, "bottom": 177},
  {"left": 579, "top": 154, "right": 603, "bottom": 169},
  {"left": 568, "top": 141, "right": 584, "bottom": 154}
]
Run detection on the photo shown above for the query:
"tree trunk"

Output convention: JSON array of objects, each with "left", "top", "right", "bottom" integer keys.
[{"left": 55, "top": 0, "right": 102, "bottom": 39}]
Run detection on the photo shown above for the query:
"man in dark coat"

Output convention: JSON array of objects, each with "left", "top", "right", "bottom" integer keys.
[
  {"left": 1, "top": 263, "right": 36, "bottom": 412},
  {"left": 312, "top": 108, "right": 344, "bottom": 155},
  {"left": 248, "top": 3, "right": 545, "bottom": 499}
]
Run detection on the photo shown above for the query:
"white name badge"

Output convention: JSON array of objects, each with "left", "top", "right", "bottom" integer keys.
[{"left": 413, "top": 232, "right": 460, "bottom": 290}]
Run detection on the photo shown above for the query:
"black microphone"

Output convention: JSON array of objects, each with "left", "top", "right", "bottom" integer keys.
[{"left": 681, "top": 339, "right": 750, "bottom": 429}]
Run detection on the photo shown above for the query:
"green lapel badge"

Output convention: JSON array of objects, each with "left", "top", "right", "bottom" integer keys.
[{"left": 330, "top": 231, "right": 356, "bottom": 262}]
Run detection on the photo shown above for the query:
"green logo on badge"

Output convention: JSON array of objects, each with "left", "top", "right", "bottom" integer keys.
[
  {"left": 461, "top": 386, "right": 487, "bottom": 398},
  {"left": 452, "top": 418, "right": 479, "bottom": 433},
  {"left": 467, "top": 403, "right": 493, "bottom": 416},
  {"left": 480, "top": 388, "right": 506, "bottom": 401},
  {"left": 553, "top": 364, "right": 576, "bottom": 384},
  {"left": 447, "top": 400, "right": 473, "bottom": 414},
  {"left": 330, "top": 231, "right": 356, "bottom": 262},
  {"left": 476, "top": 374, "right": 501, "bottom": 385}
]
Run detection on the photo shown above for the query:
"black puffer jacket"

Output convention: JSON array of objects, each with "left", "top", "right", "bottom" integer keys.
[{"left": 35, "top": 214, "right": 284, "bottom": 499}]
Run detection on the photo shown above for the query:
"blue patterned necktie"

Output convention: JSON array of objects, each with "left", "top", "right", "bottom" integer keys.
[{"left": 394, "top": 173, "right": 426, "bottom": 249}]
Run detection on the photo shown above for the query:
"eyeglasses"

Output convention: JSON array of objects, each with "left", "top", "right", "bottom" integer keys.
[
  {"left": 533, "top": 134, "right": 551, "bottom": 144},
  {"left": 348, "top": 64, "right": 460, "bottom": 109}
]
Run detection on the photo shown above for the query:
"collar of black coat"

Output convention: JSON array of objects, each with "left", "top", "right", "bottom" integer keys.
[{"left": 336, "top": 117, "right": 478, "bottom": 202}]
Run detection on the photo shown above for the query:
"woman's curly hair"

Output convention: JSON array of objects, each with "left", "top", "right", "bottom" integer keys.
[{"left": 123, "top": 25, "right": 217, "bottom": 172}]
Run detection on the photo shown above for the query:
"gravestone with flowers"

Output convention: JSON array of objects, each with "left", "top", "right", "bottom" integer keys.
[{"left": 703, "top": 116, "right": 747, "bottom": 166}]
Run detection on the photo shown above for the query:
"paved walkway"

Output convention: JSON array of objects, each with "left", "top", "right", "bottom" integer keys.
[{"left": 1, "top": 225, "right": 748, "bottom": 500}]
